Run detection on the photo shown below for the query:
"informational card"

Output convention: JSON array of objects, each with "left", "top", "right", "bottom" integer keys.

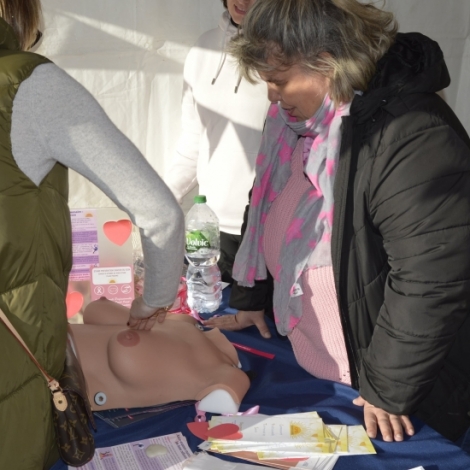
[
  {"left": 71, "top": 432, "right": 193, "bottom": 470},
  {"left": 193, "top": 411, "right": 375, "bottom": 469},
  {"left": 90, "top": 266, "right": 134, "bottom": 308},
  {"left": 209, "top": 415, "right": 326, "bottom": 446},
  {"left": 70, "top": 209, "right": 100, "bottom": 282}
]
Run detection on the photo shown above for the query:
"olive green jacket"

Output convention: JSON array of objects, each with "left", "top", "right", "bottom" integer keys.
[{"left": 0, "top": 19, "right": 72, "bottom": 469}]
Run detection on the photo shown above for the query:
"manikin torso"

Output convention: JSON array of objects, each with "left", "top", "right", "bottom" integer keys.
[{"left": 69, "top": 298, "right": 250, "bottom": 414}]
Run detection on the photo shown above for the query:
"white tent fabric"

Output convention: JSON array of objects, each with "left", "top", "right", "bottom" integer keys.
[{"left": 37, "top": 0, "right": 470, "bottom": 210}]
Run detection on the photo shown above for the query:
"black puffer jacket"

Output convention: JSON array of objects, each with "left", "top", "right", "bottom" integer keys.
[
  {"left": 232, "top": 32, "right": 470, "bottom": 441},
  {"left": 333, "top": 32, "right": 470, "bottom": 441}
]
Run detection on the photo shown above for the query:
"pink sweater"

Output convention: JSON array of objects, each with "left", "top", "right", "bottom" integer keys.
[{"left": 264, "top": 138, "right": 351, "bottom": 385}]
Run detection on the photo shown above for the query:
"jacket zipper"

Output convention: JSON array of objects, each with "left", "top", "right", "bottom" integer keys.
[{"left": 332, "top": 116, "right": 361, "bottom": 389}]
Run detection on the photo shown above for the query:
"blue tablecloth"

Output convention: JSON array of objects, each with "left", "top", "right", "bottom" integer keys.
[{"left": 52, "top": 294, "right": 470, "bottom": 470}]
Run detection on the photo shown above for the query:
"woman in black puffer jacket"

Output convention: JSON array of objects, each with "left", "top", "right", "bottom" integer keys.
[{"left": 206, "top": 0, "right": 470, "bottom": 447}]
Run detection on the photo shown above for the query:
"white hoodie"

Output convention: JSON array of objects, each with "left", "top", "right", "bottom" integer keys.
[{"left": 165, "top": 11, "right": 270, "bottom": 235}]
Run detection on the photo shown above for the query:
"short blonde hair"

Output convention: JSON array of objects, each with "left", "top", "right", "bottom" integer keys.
[
  {"left": 0, "top": 0, "right": 42, "bottom": 51},
  {"left": 230, "top": 0, "right": 398, "bottom": 105}
]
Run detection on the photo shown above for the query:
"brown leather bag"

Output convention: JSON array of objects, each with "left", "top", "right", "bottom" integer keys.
[{"left": 0, "top": 309, "right": 96, "bottom": 467}]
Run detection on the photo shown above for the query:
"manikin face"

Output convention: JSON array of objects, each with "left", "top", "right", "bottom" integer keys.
[
  {"left": 259, "top": 64, "right": 331, "bottom": 122},
  {"left": 227, "top": 0, "right": 257, "bottom": 25}
]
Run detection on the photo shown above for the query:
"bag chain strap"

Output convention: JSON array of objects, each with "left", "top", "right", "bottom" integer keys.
[{"left": 0, "top": 308, "right": 68, "bottom": 411}]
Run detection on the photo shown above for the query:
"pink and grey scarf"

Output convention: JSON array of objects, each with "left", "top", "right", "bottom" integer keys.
[{"left": 233, "top": 95, "right": 351, "bottom": 335}]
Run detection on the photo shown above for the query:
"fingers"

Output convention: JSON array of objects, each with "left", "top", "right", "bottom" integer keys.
[
  {"left": 127, "top": 296, "right": 171, "bottom": 330},
  {"left": 356, "top": 396, "right": 413, "bottom": 442},
  {"left": 236, "top": 310, "right": 269, "bottom": 338},
  {"left": 363, "top": 402, "right": 379, "bottom": 440},
  {"left": 203, "top": 315, "right": 242, "bottom": 331},
  {"left": 204, "top": 310, "right": 271, "bottom": 338},
  {"left": 401, "top": 415, "right": 415, "bottom": 437},
  {"left": 156, "top": 312, "right": 167, "bottom": 323},
  {"left": 376, "top": 409, "right": 395, "bottom": 441},
  {"left": 353, "top": 396, "right": 366, "bottom": 406},
  {"left": 391, "top": 415, "right": 406, "bottom": 441},
  {"left": 127, "top": 315, "right": 157, "bottom": 331},
  {"left": 253, "top": 315, "right": 271, "bottom": 339}
]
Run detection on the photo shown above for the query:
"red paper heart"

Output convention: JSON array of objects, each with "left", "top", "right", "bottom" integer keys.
[
  {"left": 187, "top": 422, "right": 241, "bottom": 441},
  {"left": 66, "top": 291, "right": 84, "bottom": 318},
  {"left": 208, "top": 423, "right": 241, "bottom": 440},
  {"left": 103, "top": 220, "right": 132, "bottom": 246},
  {"left": 187, "top": 422, "right": 210, "bottom": 440}
]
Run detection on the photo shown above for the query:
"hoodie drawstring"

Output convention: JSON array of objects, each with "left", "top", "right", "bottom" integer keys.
[
  {"left": 211, "top": 51, "right": 227, "bottom": 85},
  {"left": 234, "top": 74, "right": 242, "bottom": 94},
  {"left": 211, "top": 11, "right": 243, "bottom": 94}
]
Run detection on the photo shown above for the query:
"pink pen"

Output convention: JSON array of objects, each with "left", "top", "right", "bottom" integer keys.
[{"left": 231, "top": 342, "right": 275, "bottom": 359}]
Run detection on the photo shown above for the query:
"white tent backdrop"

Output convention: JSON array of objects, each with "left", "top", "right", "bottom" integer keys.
[{"left": 37, "top": 0, "right": 470, "bottom": 210}]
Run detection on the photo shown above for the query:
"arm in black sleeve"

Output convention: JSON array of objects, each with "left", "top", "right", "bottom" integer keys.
[
  {"left": 229, "top": 186, "right": 274, "bottom": 317},
  {"left": 359, "top": 110, "right": 470, "bottom": 415}
]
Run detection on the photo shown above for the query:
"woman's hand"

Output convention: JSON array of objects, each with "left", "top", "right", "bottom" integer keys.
[
  {"left": 127, "top": 296, "right": 169, "bottom": 331},
  {"left": 203, "top": 310, "right": 271, "bottom": 339},
  {"left": 353, "top": 396, "right": 415, "bottom": 442}
]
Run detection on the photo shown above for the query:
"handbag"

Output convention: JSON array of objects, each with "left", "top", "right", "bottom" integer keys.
[{"left": 0, "top": 308, "right": 96, "bottom": 467}]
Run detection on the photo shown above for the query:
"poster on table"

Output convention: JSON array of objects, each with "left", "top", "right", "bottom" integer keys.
[{"left": 67, "top": 207, "right": 135, "bottom": 322}]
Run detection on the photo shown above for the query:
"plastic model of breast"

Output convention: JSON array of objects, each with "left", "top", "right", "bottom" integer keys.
[{"left": 68, "top": 298, "right": 250, "bottom": 414}]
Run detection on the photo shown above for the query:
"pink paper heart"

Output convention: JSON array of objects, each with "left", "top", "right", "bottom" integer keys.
[
  {"left": 208, "top": 423, "right": 241, "bottom": 440},
  {"left": 187, "top": 422, "right": 209, "bottom": 440},
  {"left": 103, "top": 220, "right": 132, "bottom": 246},
  {"left": 66, "top": 291, "right": 84, "bottom": 318},
  {"left": 187, "top": 422, "right": 241, "bottom": 441}
]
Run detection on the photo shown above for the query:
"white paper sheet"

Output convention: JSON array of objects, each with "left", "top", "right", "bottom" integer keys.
[
  {"left": 183, "top": 452, "right": 268, "bottom": 470},
  {"left": 186, "top": 451, "right": 339, "bottom": 470},
  {"left": 70, "top": 432, "right": 193, "bottom": 470}
]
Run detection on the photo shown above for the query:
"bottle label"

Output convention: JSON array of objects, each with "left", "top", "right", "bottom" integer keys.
[{"left": 186, "top": 230, "right": 211, "bottom": 253}]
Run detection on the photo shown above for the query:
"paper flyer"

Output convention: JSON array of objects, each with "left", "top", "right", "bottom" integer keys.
[
  {"left": 209, "top": 415, "right": 326, "bottom": 445},
  {"left": 90, "top": 265, "right": 135, "bottom": 308},
  {"left": 345, "top": 425, "right": 376, "bottom": 455},
  {"left": 71, "top": 432, "right": 193, "bottom": 470},
  {"left": 70, "top": 209, "right": 99, "bottom": 282},
  {"left": 195, "top": 410, "right": 375, "bottom": 469}
]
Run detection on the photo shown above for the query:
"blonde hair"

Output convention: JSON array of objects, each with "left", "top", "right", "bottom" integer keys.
[
  {"left": 0, "top": 0, "right": 42, "bottom": 50},
  {"left": 230, "top": 0, "right": 398, "bottom": 105}
]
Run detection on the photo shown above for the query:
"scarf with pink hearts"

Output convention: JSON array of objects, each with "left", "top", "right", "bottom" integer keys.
[{"left": 233, "top": 95, "right": 351, "bottom": 335}]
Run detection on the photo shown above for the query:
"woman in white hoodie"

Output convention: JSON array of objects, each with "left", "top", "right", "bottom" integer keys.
[{"left": 165, "top": 0, "right": 272, "bottom": 337}]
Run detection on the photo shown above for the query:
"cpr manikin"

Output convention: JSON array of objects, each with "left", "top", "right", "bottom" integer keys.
[{"left": 68, "top": 298, "right": 250, "bottom": 414}]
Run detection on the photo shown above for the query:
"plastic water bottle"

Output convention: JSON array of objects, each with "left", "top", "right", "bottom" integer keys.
[{"left": 185, "top": 195, "right": 222, "bottom": 314}]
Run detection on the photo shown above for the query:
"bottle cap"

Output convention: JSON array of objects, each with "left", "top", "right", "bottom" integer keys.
[{"left": 194, "top": 195, "right": 207, "bottom": 204}]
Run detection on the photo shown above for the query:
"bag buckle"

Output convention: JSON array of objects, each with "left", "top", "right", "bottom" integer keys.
[{"left": 49, "top": 379, "right": 68, "bottom": 412}]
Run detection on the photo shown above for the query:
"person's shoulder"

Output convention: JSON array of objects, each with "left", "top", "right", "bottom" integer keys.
[
  {"left": 28, "top": 62, "right": 94, "bottom": 99},
  {"left": 29, "top": 62, "right": 69, "bottom": 80},
  {"left": 24, "top": 62, "right": 100, "bottom": 110},
  {"left": 189, "top": 27, "right": 224, "bottom": 57},
  {"left": 189, "top": 11, "right": 230, "bottom": 53},
  {"left": 381, "top": 92, "right": 469, "bottom": 150},
  {"left": 184, "top": 25, "right": 224, "bottom": 76}
]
